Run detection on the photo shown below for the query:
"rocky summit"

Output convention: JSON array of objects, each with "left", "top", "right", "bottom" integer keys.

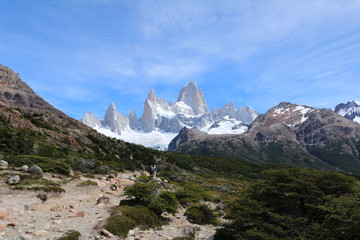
[
  {"left": 81, "top": 80, "right": 259, "bottom": 149},
  {"left": 169, "top": 102, "right": 360, "bottom": 174},
  {"left": 0, "top": 64, "right": 62, "bottom": 114},
  {"left": 335, "top": 100, "right": 360, "bottom": 124}
]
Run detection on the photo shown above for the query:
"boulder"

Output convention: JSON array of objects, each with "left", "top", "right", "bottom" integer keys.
[
  {"left": 183, "top": 226, "right": 197, "bottom": 237},
  {"left": 6, "top": 175, "right": 20, "bottom": 185},
  {"left": 20, "top": 165, "right": 29, "bottom": 172},
  {"left": 96, "top": 196, "right": 110, "bottom": 205},
  {"left": 0, "top": 160, "right": 8, "bottom": 170},
  {"left": 27, "top": 165, "right": 43, "bottom": 176}
]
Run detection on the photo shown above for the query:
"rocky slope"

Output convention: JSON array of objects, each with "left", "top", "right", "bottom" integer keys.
[
  {"left": 335, "top": 100, "right": 360, "bottom": 124},
  {"left": 82, "top": 81, "right": 259, "bottom": 149},
  {"left": 0, "top": 64, "right": 62, "bottom": 115},
  {"left": 169, "top": 102, "right": 360, "bottom": 174},
  {"left": 0, "top": 65, "right": 160, "bottom": 173}
]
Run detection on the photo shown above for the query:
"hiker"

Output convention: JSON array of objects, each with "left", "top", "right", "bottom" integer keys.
[
  {"left": 151, "top": 164, "right": 157, "bottom": 179},
  {"left": 141, "top": 163, "right": 145, "bottom": 174}
]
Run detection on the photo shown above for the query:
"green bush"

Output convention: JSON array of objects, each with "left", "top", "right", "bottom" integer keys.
[
  {"left": 57, "top": 230, "right": 81, "bottom": 240},
  {"left": 148, "top": 191, "right": 178, "bottom": 215},
  {"left": 104, "top": 205, "right": 160, "bottom": 237},
  {"left": 175, "top": 184, "right": 206, "bottom": 204},
  {"left": 124, "top": 182, "right": 158, "bottom": 202},
  {"left": 185, "top": 204, "right": 215, "bottom": 225}
]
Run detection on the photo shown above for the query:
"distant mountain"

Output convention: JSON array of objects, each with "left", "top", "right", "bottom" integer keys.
[
  {"left": 335, "top": 101, "right": 360, "bottom": 124},
  {"left": 169, "top": 102, "right": 360, "bottom": 174},
  {"left": 81, "top": 81, "right": 259, "bottom": 149}
]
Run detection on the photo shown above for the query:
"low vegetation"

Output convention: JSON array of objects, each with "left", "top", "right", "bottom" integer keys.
[
  {"left": 57, "top": 230, "right": 81, "bottom": 240},
  {"left": 184, "top": 204, "right": 215, "bottom": 225},
  {"left": 104, "top": 205, "right": 160, "bottom": 237},
  {"left": 214, "top": 168, "right": 360, "bottom": 240}
]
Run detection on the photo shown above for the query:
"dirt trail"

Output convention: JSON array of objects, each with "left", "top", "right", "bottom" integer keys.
[{"left": 0, "top": 171, "right": 216, "bottom": 240}]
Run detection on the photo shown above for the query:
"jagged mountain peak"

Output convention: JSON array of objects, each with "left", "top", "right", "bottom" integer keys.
[
  {"left": 177, "top": 80, "right": 208, "bottom": 115},
  {"left": 81, "top": 80, "right": 259, "bottom": 149},
  {"left": 335, "top": 100, "right": 360, "bottom": 124},
  {"left": 147, "top": 89, "right": 156, "bottom": 102}
]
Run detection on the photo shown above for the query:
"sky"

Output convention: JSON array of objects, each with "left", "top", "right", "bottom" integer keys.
[{"left": 1, "top": 0, "right": 360, "bottom": 120}]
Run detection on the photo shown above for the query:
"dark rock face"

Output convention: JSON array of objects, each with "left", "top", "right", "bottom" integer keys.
[
  {"left": 169, "top": 103, "right": 360, "bottom": 174},
  {"left": 168, "top": 127, "right": 207, "bottom": 152},
  {"left": 0, "top": 64, "right": 62, "bottom": 114}
]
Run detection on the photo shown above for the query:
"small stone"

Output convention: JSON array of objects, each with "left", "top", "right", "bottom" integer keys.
[
  {"left": 7, "top": 223, "right": 16, "bottom": 228},
  {"left": 6, "top": 175, "right": 20, "bottom": 185},
  {"left": 50, "top": 203, "right": 60, "bottom": 211},
  {"left": 33, "top": 230, "right": 48, "bottom": 236},
  {"left": 0, "top": 160, "right": 8, "bottom": 169},
  {"left": 69, "top": 211, "right": 85, "bottom": 218},
  {"left": 102, "top": 228, "right": 114, "bottom": 237},
  {"left": 20, "top": 165, "right": 29, "bottom": 172}
]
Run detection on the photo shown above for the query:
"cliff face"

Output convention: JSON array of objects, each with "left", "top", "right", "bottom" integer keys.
[{"left": 0, "top": 64, "right": 62, "bottom": 114}]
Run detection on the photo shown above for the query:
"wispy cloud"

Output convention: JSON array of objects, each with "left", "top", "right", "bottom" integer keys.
[{"left": 1, "top": 0, "right": 360, "bottom": 118}]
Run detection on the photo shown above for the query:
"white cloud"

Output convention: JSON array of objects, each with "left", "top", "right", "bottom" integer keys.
[{"left": 143, "top": 58, "right": 205, "bottom": 82}]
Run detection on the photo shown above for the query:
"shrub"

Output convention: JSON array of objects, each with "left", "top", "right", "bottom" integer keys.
[
  {"left": 124, "top": 182, "right": 158, "bottom": 202},
  {"left": 57, "top": 230, "right": 81, "bottom": 240},
  {"left": 215, "top": 168, "right": 360, "bottom": 240},
  {"left": 148, "top": 191, "right": 178, "bottom": 215},
  {"left": 175, "top": 184, "right": 206, "bottom": 204},
  {"left": 104, "top": 205, "right": 160, "bottom": 237},
  {"left": 184, "top": 204, "right": 215, "bottom": 225}
]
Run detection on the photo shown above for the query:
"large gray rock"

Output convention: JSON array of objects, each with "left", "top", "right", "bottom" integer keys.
[
  {"left": 0, "top": 160, "right": 8, "bottom": 170},
  {"left": 27, "top": 165, "right": 43, "bottom": 176},
  {"left": 7, "top": 175, "right": 20, "bottom": 185}
]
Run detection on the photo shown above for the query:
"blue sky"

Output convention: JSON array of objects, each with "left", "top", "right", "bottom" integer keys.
[{"left": 1, "top": 0, "right": 360, "bottom": 119}]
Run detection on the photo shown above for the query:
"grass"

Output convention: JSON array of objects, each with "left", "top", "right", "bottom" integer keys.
[
  {"left": 77, "top": 180, "right": 98, "bottom": 186},
  {"left": 7, "top": 174, "right": 65, "bottom": 193}
]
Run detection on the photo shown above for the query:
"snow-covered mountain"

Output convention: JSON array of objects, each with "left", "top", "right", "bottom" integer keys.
[
  {"left": 81, "top": 81, "right": 259, "bottom": 149},
  {"left": 335, "top": 101, "right": 360, "bottom": 124}
]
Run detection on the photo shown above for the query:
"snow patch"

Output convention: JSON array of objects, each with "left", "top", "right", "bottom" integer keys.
[
  {"left": 354, "top": 116, "right": 360, "bottom": 124},
  {"left": 201, "top": 116, "right": 248, "bottom": 135}
]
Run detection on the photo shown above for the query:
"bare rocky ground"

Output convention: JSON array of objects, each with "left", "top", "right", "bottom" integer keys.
[{"left": 0, "top": 170, "right": 216, "bottom": 240}]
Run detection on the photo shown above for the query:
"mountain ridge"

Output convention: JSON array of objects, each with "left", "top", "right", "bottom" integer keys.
[
  {"left": 81, "top": 81, "right": 259, "bottom": 149},
  {"left": 169, "top": 102, "right": 360, "bottom": 174}
]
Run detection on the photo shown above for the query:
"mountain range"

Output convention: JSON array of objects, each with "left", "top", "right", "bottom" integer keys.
[
  {"left": 169, "top": 102, "right": 360, "bottom": 174},
  {"left": 81, "top": 80, "right": 259, "bottom": 149}
]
